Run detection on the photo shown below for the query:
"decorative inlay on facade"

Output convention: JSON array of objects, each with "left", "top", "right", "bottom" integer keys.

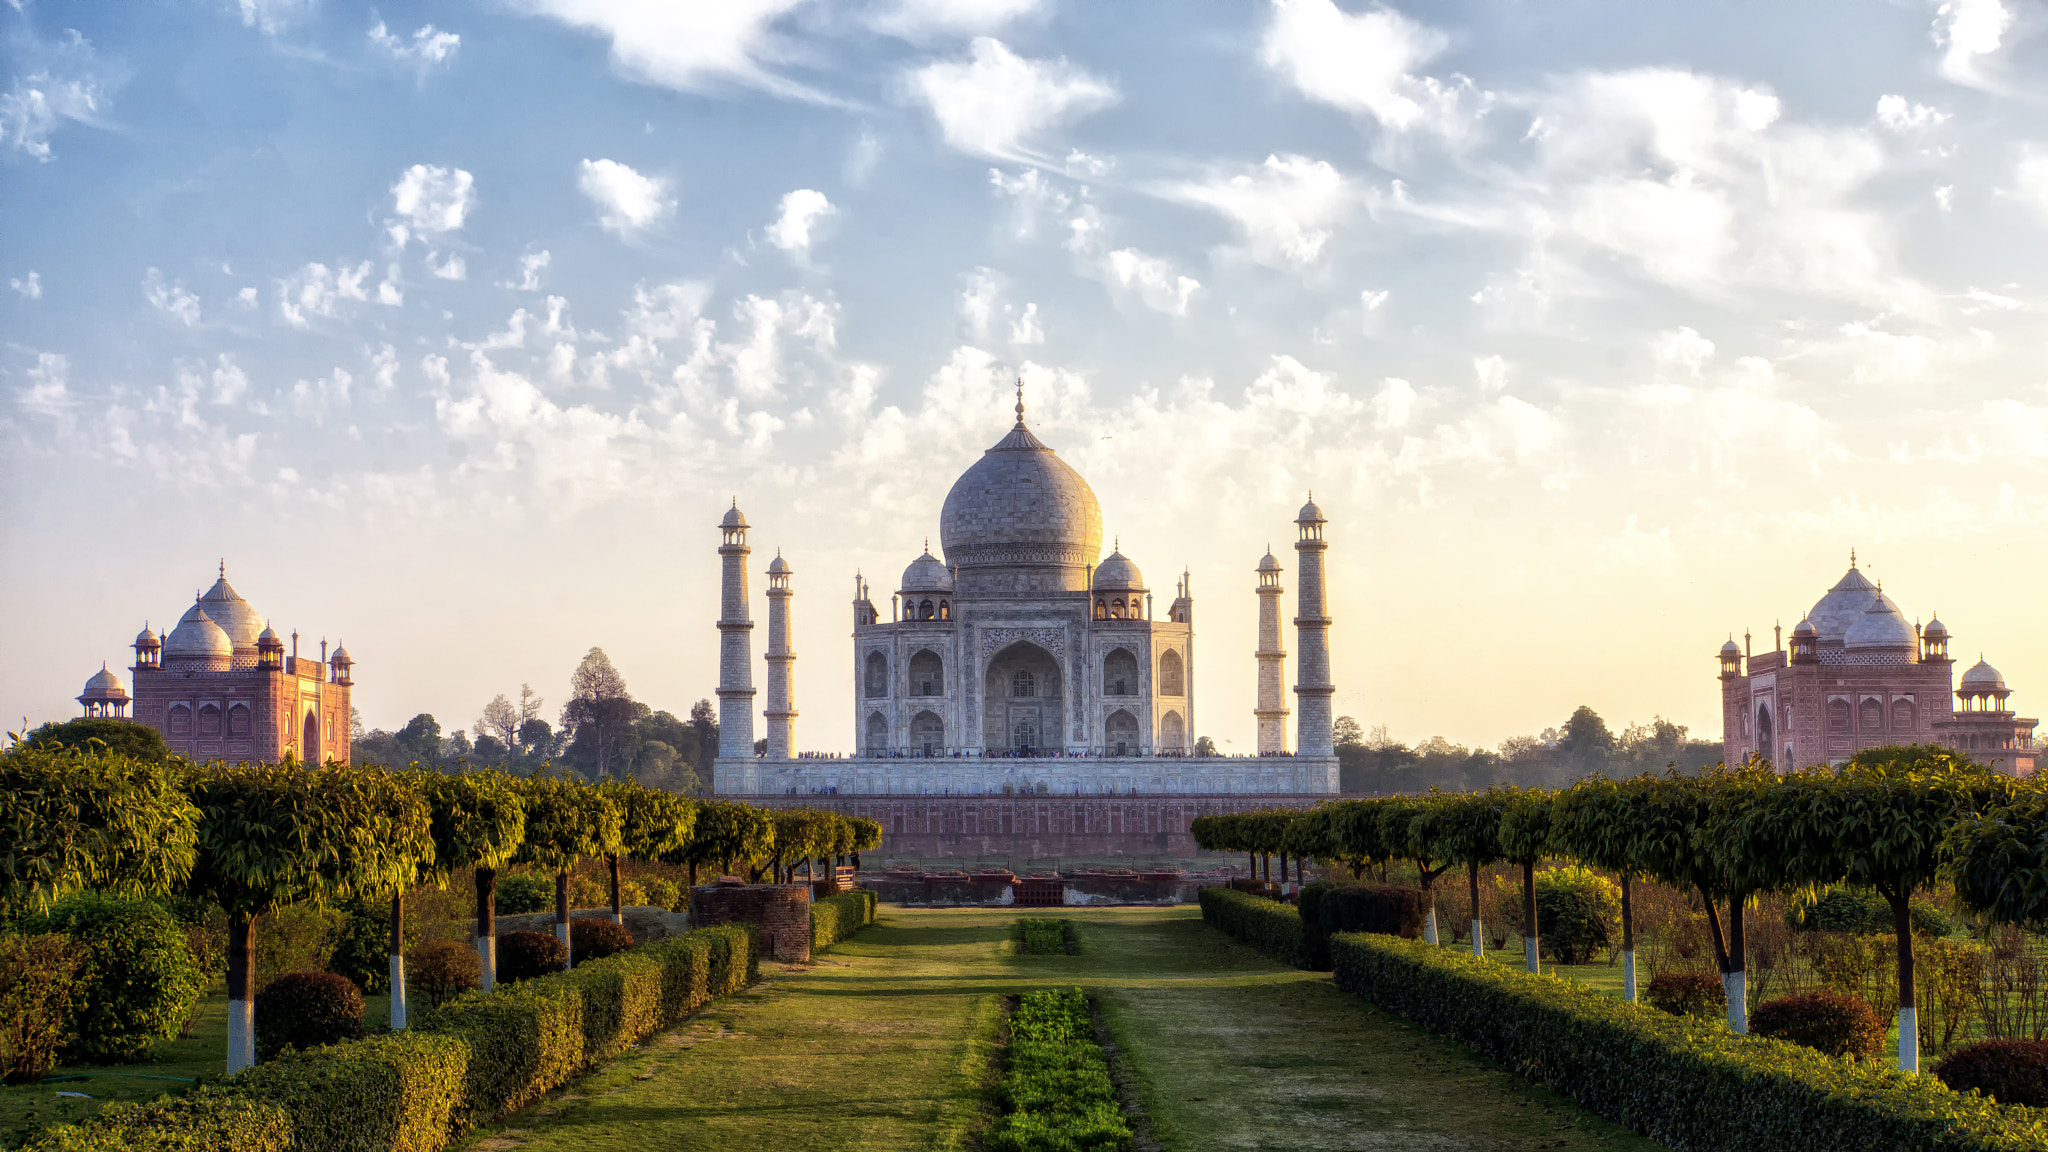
[{"left": 980, "top": 626, "right": 1065, "bottom": 657}]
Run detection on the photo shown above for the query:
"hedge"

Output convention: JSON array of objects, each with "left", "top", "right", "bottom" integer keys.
[
  {"left": 812, "top": 889, "right": 878, "bottom": 951},
  {"left": 1198, "top": 887, "right": 1313, "bottom": 969},
  {"left": 1329, "top": 931, "right": 2048, "bottom": 1152},
  {"left": 23, "top": 924, "right": 759, "bottom": 1152}
]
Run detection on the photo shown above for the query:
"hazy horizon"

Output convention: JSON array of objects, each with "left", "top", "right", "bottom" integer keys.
[{"left": 8, "top": 0, "right": 2048, "bottom": 755}]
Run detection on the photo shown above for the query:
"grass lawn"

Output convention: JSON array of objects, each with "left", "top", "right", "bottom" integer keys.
[{"left": 489, "top": 907, "right": 1663, "bottom": 1152}]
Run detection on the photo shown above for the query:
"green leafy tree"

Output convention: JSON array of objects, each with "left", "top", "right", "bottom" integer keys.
[
  {"left": 181, "top": 761, "right": 432, "bottom": 1072},
  {"left": 561, "top": 648, "right": 640, "bottom": 780},
  {"left": 0, "top": 743, "right": 198, "bottom": 917},
  {"left": 408, "top": 770, "right": 527, "bottom": 995},
  {"left": 1422, "top": 790, "right": 1509, "bottom": 958},
  {"left": 598, "top": 780, "right": 695, "bottom": 919},
  {"left": 1550, "top": 774, "right": 1654, "bottom": 1001},
  {"left": 1555, "top": 706, "right": 1615, "bottom": 780},
  {"left": 512, "top": 775, "right": 623, "bottom": 964},
  {"left": 1497, "top": 788, "right": 1555, "bottom": 974},
  {"left": 20, "top": 718, "right": 171, "bottom": 762},
  {"left": 1386, "top": 795, "right": 1456, "bottom": 944},
  {"left": 669, "top": 801, "right": 773, "bottom": 888},
  {"left": 394, "top": 714, "right": 442, "bottom": 764}
]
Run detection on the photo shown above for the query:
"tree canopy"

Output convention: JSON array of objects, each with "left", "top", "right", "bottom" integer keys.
[{"left": 0, "top": 742, "right": 199, "bottom": 915}]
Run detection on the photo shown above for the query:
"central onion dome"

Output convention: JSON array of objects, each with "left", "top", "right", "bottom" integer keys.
[
  {"left": 1807, "top": 563, "right": 1879, "bottom": 642},
  {"left": 198, "top": 572, "right": 265, "bottom": 649},
  {"left": 165, "top": 600, "right": 233, "bottom": 667},
  {"left": 1845, "top": 591, "right": 1914, "bottom": 649},
  {"left": 939, "top": 394, "right": 1103, "bottom": 593}
]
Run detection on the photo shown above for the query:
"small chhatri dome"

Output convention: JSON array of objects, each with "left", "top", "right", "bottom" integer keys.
[
  {"left": 900, "top": 547, "right": 955, "bottom": 593},
  {"left": 767, "top": 551, "right": 790, "bottom": 575},
  {"left": 257, "top": 623, "right": 283, "bottom": 648},
  {"left": 331, "top": 641, "right": 352, "bottom": 664},
  {"left": 1962, "top": 658, "right": 2007, "bottom": 690},
  {"left": 1845, "top": 591, "right": 1915, "bottom": 649},
  {"left": 1924, "top": 614, "right": 1949, "bottom": 638},
  {"left": 1721, "top": 638, "right": 1741, "bottom": 655},
  {"left": 1257, "top": 548, "right": 1282, "bottom": 573},
  {"left": 164, "top": 600, "right": 233, "bottom": 661},
  {"left": 1297, "top": 493, "right": 1326, "bottom": 524},
  {"left": 197, "top": 567, "right": 266, "bottom": 649},
  {"left": 1806, "top": 561, "right": 1879, "bottom": 642},
  {"left": 1094, "top": 548, "right": 1144, "bottom": 590},
  {"left": 135, "top": 623, "right": 159, "bottom": 646},
  {"left": 721, "top": 499, "right": 747, "bottom": 529},
  {"left": 80, "top": 664, "right": 128, "bottom": 701},
  {"left": 1791, "top": 617, "right": 1817, "bottom": 638}
]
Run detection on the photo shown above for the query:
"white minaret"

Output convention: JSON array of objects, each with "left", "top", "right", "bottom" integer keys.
[
  {"left": 1254, "top": 547, "right": 1289, "bottom": 754},
  {"left": 716, "top": 501, "right": 756, "bottom": 761},
  {"left": 763, "top": 551, "right": 796, "bottom": 759},
  {"left": 1293, "top": 496, "right": 1334, "bottom": 756}
]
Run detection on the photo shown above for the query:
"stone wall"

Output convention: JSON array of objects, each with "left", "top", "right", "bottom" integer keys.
[
  {"left": 716, "top": 754, "right": 1340, "bottom": 797},
  {"left": 688, "top": 882, "right": 812, "bottom": 963}
]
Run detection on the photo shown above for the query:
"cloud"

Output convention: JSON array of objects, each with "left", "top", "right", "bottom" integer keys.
[
  {"left": 1933, "top": 0, "right": 2011, "bottom": 87},
  {"left": 1010, "top": 302, "right": 1043, "bottom": 344},
  {"left": 1258, "top": 0, "right": 1478, "bottom": 139},
  {"left": 510, "top": 0, "right": 827, "bottom": 102},
  {"left": 1876, "top": 94, "right": 1947, "bottom": 131},
  {"left": 512, "top": 251, "right": 551, "bottom": 292},
  {"left": 1473, "top": 354, "right": 1507, "bottom": 393},
  {"left": 2010, "top": 147, "right": 2048, "bottom": 223},
  {"left": 144, "top": 268, "right": 201, "bottom": 326},
  {"left": 10, "top": 272, "right": 41, "bottom": 300},
  {"left": 369, "top": 21, "right": 461, "bottom": 71},
  {"left": 766, "top": 189, "right": 837, "bottom": 256},
  {"left": 989, "top": 167, "right": 1071, "bottom": 239},
  {"left": 237, "top": 0, "right": 316, "bottom": 35},
  {"left": 1101, "top": 249, "right": 1201, "bottom": 316},
  {"left": 277, "top": 261, "right": 376, "bottom": 327},
  {"left": 1164, "top": 153, "right": 1350, "bottom": 268},
  {"left": 0, "top": 30, "right": 108, "bottom": 162},
  {"left": 869, "top": 0, "right": 1046, "bottom": 41},
  {"left": 390, "top": 164, "right": 477, "bottom": 239},
  {"left": 17, "top": 352, "right": 69, "bottom": 416},
  {"left": 578, "top": 158, "right": 674, "bottom": 237},
  {"left": 907, "top": 38, "right": 1117, "bottom": 164},
  {"left": 427, "top": 252, "right": 467, "bottom": 281}
]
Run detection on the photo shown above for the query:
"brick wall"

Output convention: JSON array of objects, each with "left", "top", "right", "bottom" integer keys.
[{"left": 689, "top": 883, "right": 812, "bottom": 963}]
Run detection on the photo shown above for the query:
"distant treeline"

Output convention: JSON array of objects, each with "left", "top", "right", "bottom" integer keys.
[{"left": 1334, "top": 707, "right": 1722, "bottom": 795}]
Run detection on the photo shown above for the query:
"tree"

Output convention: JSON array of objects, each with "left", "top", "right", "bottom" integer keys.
[
  {"left": 1498, "top": 789, "right": 1555, "bottom": 974},
  {"left": 670, "top": 801, "right": 774, "bottom": 887},
  {"left": 1550, "top": 774, "right": 1653, "bottom": 1002},
  {"left": 517, "top": 717, "right": 557, "bottom": 760},
  {"left": 1385, "top": 796, "right": 1456, "bottom": 944},
  {"left": 1333, "top": 716, "right": 1365, "bottom": 749},
  {"left": 1422, "top": 790, "right": 1508, "bottom": 958},
  {"left": 1555, "top": 706, "right": 1615, "bottom": 780},
  {"left": 476, "top": 694, "right": 520, "bottom": 752},
  {"left": 512, "top": 775, "right": 623, "bottom": 965},
  {"left": 395, "top": 714, "right": 443, "bottom": 764},
  {"left": 598, "top": 780, "right": 695, "bottom": 921},
  {"left": 562, "top": 649, "right": 639, "bottom": 780},
  {"left": 409, "top": 770, "right": 526, "bottom": 994},
  {"left": 20, "top": 718, "right": 171, "bottom": 763},
  {"left": 0, "top": 743, "right": 198, "bottom": 917},
  {"left": 182, "top": 761, "right": 431, "bottom": 1071},
  {"left": 1628, "top": 764, "right": 1766, "bottom": 1034},
  {"left": 1946, "top": 791, "right": 2048, "bottom": 927},
  {"left": 1193, "top": 736, "right": 1218, "bottom": 758}
]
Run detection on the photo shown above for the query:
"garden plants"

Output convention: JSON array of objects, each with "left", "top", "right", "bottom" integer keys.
[
  {"left": 987, "top": 988, "right": 1131, "bottom": 1152},
  {"left": 252, "top": 971, "right": 364, "bottom": 1062}
]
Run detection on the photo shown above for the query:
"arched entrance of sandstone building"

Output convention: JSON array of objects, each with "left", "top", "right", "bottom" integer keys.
[
  {"left": 983, "top": 641, "right": 1062, "bottom": 755},
  {"left": 303, "top": 708, "right": 320, "bottom": 763}
]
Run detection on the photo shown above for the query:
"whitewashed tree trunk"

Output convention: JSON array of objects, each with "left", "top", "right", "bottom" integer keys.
[
  {"left": 1524, "top": 936, "right": 1539, "bottom": 974},
  {"left": 227, "top": 998, "right": 254, "bottom": 1073},
  {"left": 1899, "top": 1007, "right": 1918, "bottom": 1072},
  {"left": 1723, "top": 970, "right": 1747, "bottom": 1034},
  {"left": 476, "top": 934, "right": 496, "bottom": 992},
  {"left": 1471, "top": 920, "right": 1484, "bottom": 958},
  {"left": 1622, "top": 950, "right": 1637, "bottom": 1003},
  {"left": 1423, "top": 908, "right": 1439, "bottom": 945},
  {"left": 389, "top": 955, "right": 407, "bottom": 1030}
]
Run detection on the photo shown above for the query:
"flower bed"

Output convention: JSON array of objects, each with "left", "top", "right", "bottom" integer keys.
[{"left": 986, "top": 988, "right": 1131, "bottom": 1152}]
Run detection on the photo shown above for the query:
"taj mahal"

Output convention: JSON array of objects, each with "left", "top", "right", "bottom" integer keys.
[{"left": 710, "top": 389, "right": 1341, "bottom": 799}]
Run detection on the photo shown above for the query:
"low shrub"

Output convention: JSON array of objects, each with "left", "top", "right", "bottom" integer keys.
[
  {"left": 1533, "top": 866, "right": 1619, "bottom": 965},
  {"left": 643, "top": 878, "right": 682, "bottom": 910},
  {"left": 18, "top": 1090, "right": 291, "bottom": 1151},
  {"left": 812, "top": 890, "right": 878, "bottom": 951},
  {"left": 254, "top": 971, "right": 363, "bottom": 1063},
  {"left": 1330, "top": 931, "right": 2048, "bottom": 1152},
  {"left": 1645, "top": 971, "right": 1726, "bottom": 1019},
  {"left": 1199, "top": 886, "right": 1314, "bottom": 969},
  {"left": 1750, "top": 990, "right": 1886, "bottom": 1060},
  {"left": 1790, "top": 886, "right": 1955, "bottom": 937},
  {"left": 328, "top": 897, "right": 417, "bottom": 995},
  {"left": 986, "top": 988, "right": 1132, "bottom": 1152},
  {"left": 1937, "top": 1039, "right": 2048, "bottom": 1108},
  {"left": 497, "top": 872, "right": 554, "bottom": 916},
  {"left": 1018, "top": 919, "right": 1073, "bottom": 955},
  {"left": 569, "top": 918, "right": 635, "bottom": 963},
  {"left": 408, "top": 939, "right": 480, "bottom": 1010},
  {"left": 30, "top": 893, "right": 204, "bottom": 1064},
  {"left": 0, "top": 933, "right": 82, "bottom": 1084},
  {"left": 499, "top": 930, "right": 568, "bottom": 984},
  {"left": 1318, "top": 885, "right": 1425, "bottom": 939},
  {"left": 236, "top": 1030, "right": 467, "bottom": 1152}
]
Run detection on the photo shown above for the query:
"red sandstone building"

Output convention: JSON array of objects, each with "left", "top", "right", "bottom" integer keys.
[
  {"left": 1720, "top": 557, "right": 2035, "bottom": 774},
  {"left": 76, "top": 567, "right": 353, "bottom": 765}
]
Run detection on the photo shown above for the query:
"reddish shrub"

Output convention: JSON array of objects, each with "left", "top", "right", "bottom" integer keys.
[
  {"left": 1936, "top": 1039, "right": 2048, "bottom": 1107},
  {"left": 253, "top": 971, "right": 362, "bottom": 1062},
  {"left": 570, "top": 917, "right": 635, "bottom": 962},
  {"left": 1645, "top": 972, "right": 1725, "bottom": 1019},
  {"left": 407, "top": 939, "right": 480, "bottom": 1008},
  {"left": 1749, "top": 990, "right": 1885, "bottom": 1059},
  {"left": 499, "top": 930, "right": 569, "bottom": 983}
]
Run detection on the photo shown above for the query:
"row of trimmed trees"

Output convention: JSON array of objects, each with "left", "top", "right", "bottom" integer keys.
[
  {"left": 1197, "top": 745, "right": 2048, "bottom": 1074},
  {"left": 0, "top": 741, "right": 878, "bottom": 1073}
]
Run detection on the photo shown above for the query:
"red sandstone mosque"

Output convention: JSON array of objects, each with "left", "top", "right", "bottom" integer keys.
[
  {"left": 1719, "top": 555, "right": 2035, "bottom": 774},
  {"left": 75, "top": 566, "right": 354, "bottom": 765}
]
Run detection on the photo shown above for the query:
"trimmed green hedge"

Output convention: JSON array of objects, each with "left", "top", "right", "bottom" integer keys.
[
  {"left": 986, "top": 988, "right": 1132, "bottom": 1152},
  {"left": 23, "top": 924, "right": 759, "bottom": 1152},
  {"left": 1198, "top": 886, "right": 1314, "bottom": 969},
  {"left": 1329, "top": 931, "right": 2048, "bottom": 1152},
  {"left": 811, "top": 889, "right": 877, "bottom": 951}
]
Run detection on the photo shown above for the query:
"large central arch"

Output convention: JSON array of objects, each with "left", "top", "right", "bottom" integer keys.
[{"left": 983, "top": 641, "right": 1063, "bottom": 754}]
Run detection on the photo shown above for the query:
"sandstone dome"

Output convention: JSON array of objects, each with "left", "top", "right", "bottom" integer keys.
[
  {"left": 1963, "top": 659, "right": 2007, "bottom": 691},
  {"left": 939, "top": 410, "right": 1102, "bottom": 579},
  {"left": 1807, "top": 564, "right": 1879, "bottom": 642}
]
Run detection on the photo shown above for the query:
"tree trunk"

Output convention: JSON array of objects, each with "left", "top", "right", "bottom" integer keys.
[
  {"left": 227, "top": 912, "right": 256, "bottom": 1073},
  {"left": 556, "top": 870, "right": 572, "bottom": 966},
  {"left": 1469, "top": 861, "right": 1484, "bottom": 959},
  {"left": 1420, "top": 865, "right": 1440, "bottom": 945},
  {"left": 1248, "top": 852, "right": 1256, "bottom": 878},
  {"left": 1279, "top": 854, "right": 1290, "bottom": 886},
  {"left": 688, "top": 860, "right": 699, "bottom": 888},
  {"left": 1725, "top": 894, "right": 1748, "bottom": 1034},
  {"left": 475, "top": 867, "right": 498, "bottom": 992},
  {"left": 1699, "top": 887, "right": 1732, "bottom": 973},
  {"left": 389, "top": 894, "right": 408, "bottom": 1031},
  {"left": 1890, "top": 888, "right": 1919, "bottom": 1072},
  {"left": 1522, "top": 862, "right": 1539, "bottom": 974},
  {"left": 1620, "top": 874, "right": 1636, "bottom": 1003},
  {"left": 608, "top": 855, "right": 624, "bottom": 925}
]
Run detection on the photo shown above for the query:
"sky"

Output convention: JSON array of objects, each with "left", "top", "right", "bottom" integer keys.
[{"left": 7, "top": 0, "right": 2048, "bottom": 757}]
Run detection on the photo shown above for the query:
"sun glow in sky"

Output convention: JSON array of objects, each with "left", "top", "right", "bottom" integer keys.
[{"left": 8, "top": 0, "right": 2048, "bottom": 755}]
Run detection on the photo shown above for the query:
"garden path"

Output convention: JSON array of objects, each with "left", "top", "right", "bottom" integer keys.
[{"left": 486, "top": 906, "right": 1664, "bottom": 1152}]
